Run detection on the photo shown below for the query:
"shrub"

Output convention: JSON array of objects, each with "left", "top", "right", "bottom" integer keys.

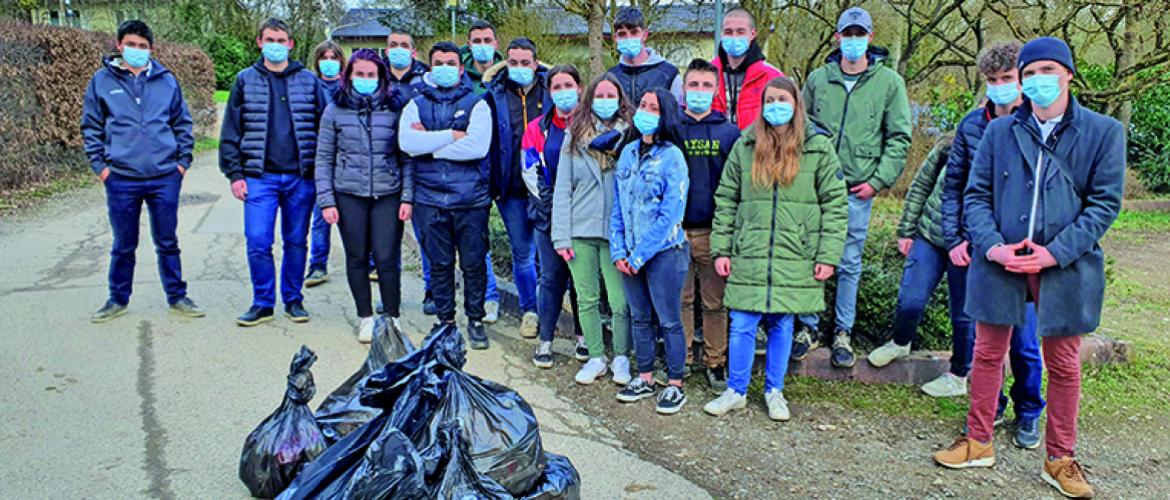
[
  {"left": 0, "top": 20, "right": 215, "bottom": 193},
  {"left": 1129, "top": 81, "right": 1170, "bottom": 193},
  {"left": 205, "top": 34, "right": 254, "bottom": 90}
]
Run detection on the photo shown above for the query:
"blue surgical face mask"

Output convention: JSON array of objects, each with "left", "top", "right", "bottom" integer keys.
[
  {"left": 592, "top": 98, "right": 619, "bottom": 120},
  {"left": 685, "top": 90, "right": 714, "bottom": 113},
  {"left": 985, "top": 82, "right": 1020, "bottom": 106},
  {"left": 1022, "top": 74, "right": 1062, "bottom": 109},
  {"left": 386, "top": 47, "right": 412, "bottom": 69},
  {"left": 262, "top": 43, "right": 290, "bottom": 64},
  {"left": 763, "top": 102, "right": 795, "bottom": 126},
  {"left": 616, "top": 37, "right": 643, "bottom": 59},
  {"left": 508, "top": 66, "right": 534, "bottom": 87},
  {"left": 552, "top": 89, "right": 579, "bottom": 112},
  {"left": 352, "top": 77, "right": 378, "bottom": 96},
  {"left": 633, "top": 109, "right": 660, "bottom": 136},
  {"left": 721, "top": 36, "right": 750, "bottom": 58},
  {"left": 122, "top": 46, "right": 151, "bottom": 69},
  {"left": 431, "top": 64, "right": 460, "bottom": 88},
  {"left": 470, "top": 44, "right": 495, "bottom": 63},
  {"left": 840, "top": 36, "right": 869, "bottom": 62},
  {"left": 318, "top": 59, "right": 340, "bottom": 78}
]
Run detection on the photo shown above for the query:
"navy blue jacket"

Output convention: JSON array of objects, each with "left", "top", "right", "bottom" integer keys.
[
  {"left": 484, "top": 66, "right": 550, "bottom": 199},
  {"left": 678, "top": 110, "right": 740, "bottom": 228},
  {"left": 81, "top": 56, "right": 194, "bottom": 179},
  {"left": 941, "top": 100, "right": 1014, "bottom": 250},
  {"left": 605, "top": 48, "right": 679, "bottom": 105},
  {"left": 388, "top": 59, "right": 428, "bottom": 97},
  {"left": 964, "top": 96, "right": 1126, "bottom": 337},
  {"left": 406, "top": 82, "right": 492, "bottom": 209},
  {"left": 319, "top": 77, "right": 342, "bottom": 105},
  {"left": 219, "top": 60, "right": 327, "bottom": 182}
]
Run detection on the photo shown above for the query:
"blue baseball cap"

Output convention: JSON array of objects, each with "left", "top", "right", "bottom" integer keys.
[{"left": 837, "top": 7, "right": 873, "bottom": 33}]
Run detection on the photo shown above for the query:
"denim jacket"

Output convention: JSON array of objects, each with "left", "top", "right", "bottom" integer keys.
[{"left": 610, "top": 140, "right": 689, "bottom": 271}]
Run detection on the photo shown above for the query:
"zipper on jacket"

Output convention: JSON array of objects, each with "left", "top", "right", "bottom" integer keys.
[
  {"left": 764, "top": 184, "right": 780, "bottom": 309},
  {"left": 362, "top": 106, "right": 375, "bottom": 199},
  {"left": 1027, "top": 150, "right": 1043, "bottom": 241}
]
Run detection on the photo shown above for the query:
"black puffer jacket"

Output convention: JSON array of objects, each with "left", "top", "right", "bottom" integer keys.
[{"left": 314, "top": 88, "right": 412, "bottom": 209}]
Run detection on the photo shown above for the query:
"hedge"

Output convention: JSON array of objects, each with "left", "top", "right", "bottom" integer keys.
[{"left": 0, "top": 21, "right": 216, "bottom": 192}]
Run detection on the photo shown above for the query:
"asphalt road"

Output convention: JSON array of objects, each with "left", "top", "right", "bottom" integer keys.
[{"left": 0, "top": 152, "right": 709, "bottom": 499}]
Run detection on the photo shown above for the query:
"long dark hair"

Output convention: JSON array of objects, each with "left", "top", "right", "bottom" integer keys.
[
  {"left": 629, "top": 87, "right": 684, "bottom": 149},
  {"left": 339, "top": 48, "right": 390, "bottom": 102},
  {"left": 569, "top": 73, "right": 631, "bottom": 150}
]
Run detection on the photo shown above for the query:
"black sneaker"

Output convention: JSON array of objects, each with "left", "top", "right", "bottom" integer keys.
[
  {"left": 830, "top": 329, "right": 856, "bottom": 368},
  {"left": 284, "top": 302, "right": 310, "bottom": 323},
  {"left": 169, "top": 297, "right": 206, "bottom": 318},
  {"left": 755, "top": 327, "right": 767, "bottom": 355},
  {"left": 91, "top": 300, "right": 128, "bottom": 324},
  {"left": 573, "top": 338, "right": 590, "bottom": 362},
  {"left": 304, "top": 267, "right": 328, "bottom": 287},
  {"left": 790, "top": 324, "right": 818, "bottom": 361},
  {"left": 654, "top": 364, "right": 691, "bottom": 386},
  {"left": 705, "top": 365, "right": 728, "bottom": 393},
  {"left": 467, "top": 320, "right": 489, "bottom": 350},
  {"left": 422, "top": 292, "right": 438, "bottom": 316},
  {"left": 656, "top": 385, "right": 687, "bottom": 415},
  {"left": 616, "top": 377, "right": 656, "bottom": 403},
  {"left": 532, "top": 341, "right": 553, "bottom": 369},
  {"left": 237, "top": 306, "right": 274, "bottom": 327}
]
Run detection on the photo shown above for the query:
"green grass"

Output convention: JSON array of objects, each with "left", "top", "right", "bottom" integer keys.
[
  {"left": 0, "top": 171, "right": 93, "bottom": 213},
  {"left": 194, "top": 137, "right": 219, "bottom": 153},
  {"left": 1110, "top": 209, "right": 1170, "bottom": 233},
  {"left": 214, "top": 90, "right": 230, "bottom": 103}
]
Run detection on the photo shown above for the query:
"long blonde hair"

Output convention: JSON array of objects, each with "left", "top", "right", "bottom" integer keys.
[{"left": 752, "top": 77, "right": 805, "bottom": 187}]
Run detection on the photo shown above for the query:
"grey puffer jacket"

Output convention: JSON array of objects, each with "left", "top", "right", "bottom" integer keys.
[
  {"left": 315, "top": 88, "right": 413, "bottom": 209},
  {"left": 550, "top": 122, "right": 629, "bottom": 249}
]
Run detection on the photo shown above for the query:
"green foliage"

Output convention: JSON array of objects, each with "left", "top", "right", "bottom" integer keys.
[
  {"left": 1130, "top": 80, "right": 1170, "bottom": 193},
  {"left": 1110, "top": 210, "right": 1170, "bottom": 233},
  {"left": 204, "top": 34, "right": 253, "bottom": 90},
  {"left": 215, "top": 90, "right": 230, "bottom": 103}
]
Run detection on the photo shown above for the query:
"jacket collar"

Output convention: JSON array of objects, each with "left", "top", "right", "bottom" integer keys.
[
  {"left": 823, "top": 46, "right": 889, "bottom": 84},
  {"left": 252, "top": 58, "right": 306, "bottom": 78},
  {"left": 717, "top": 41, "right": 765, "bottom": 74},
  {"left": 104, "top": 54, "right": 165, "bottom": 80},
  {"left": 1013, "top": 93, "right": 1081, "bottom": 141}
]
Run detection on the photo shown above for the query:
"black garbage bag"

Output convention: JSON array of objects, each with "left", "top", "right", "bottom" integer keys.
[
  {"left": 520, "top": 453, "right": 581, "bottom": 500},
  {"left": 429, "top": 420, "right": 513, "bottom": 499},
  {"left": 240, "top": 346, "right": 328, "bottom": 498},
  {"left": 343, "top": 426, "right": 429, "bottom": 499},
  {"left": 316, "top": 317, "right": 416, "bottom": 444}
]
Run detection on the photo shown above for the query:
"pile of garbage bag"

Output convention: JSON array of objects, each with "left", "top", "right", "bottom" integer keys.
[{"left": 240, "top": 322, "right": 580, "bottom": 499}]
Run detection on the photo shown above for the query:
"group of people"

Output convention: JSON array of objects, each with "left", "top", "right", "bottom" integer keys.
[{"left": 82, "top": 5, "right": 1125, "bottom": 497}]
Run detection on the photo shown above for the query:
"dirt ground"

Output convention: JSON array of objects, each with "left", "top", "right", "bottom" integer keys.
[{"left": 487, "top": 227, "right": 1170, "bottom": 499}]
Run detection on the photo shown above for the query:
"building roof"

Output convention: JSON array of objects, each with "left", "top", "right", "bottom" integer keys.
[{"left": 331, "top": 5, "right": 716, "bottom": 40}]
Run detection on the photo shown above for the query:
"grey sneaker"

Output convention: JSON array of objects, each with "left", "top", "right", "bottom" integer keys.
[
  {"left": 356, "top": 316, "right": 376, "bottom": 344},
  {"left": 483, "top": 300, "right": 500, "bottom": 324},
  {"left": 867, "top": 340, "right": 911, "bottom": 368},
  {"left": 91, "top": 300, "right": 128, "bottom": 324},
  {"left": 519, "top": 311, "right": 538, "bottom": 339},
  {"left": 169, "top": 297, "right": 206, "bottom": 318},
  {"left": 921, "top": 373, "right": 967, "bottom": 397},
  {"left": 304, "top": 267, "right": 328, "bottom": 287},
  {"left": 703, "top": 388, "right": 747, "bottom": 416},
  {"left": 532, "top": 341, "right": 554, "bottom": 369},
  {"left": 830, "top": 330, "right": 856, "bottom": 368}
]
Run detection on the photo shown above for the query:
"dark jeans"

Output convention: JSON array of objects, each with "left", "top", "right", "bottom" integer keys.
[
  {"left": 104, "top": 170, "right": 186, "bottom": 305},
  {"left": 414, "top": 204, "right": 489, "bottom": 322},
  {"left": 335, "top": 193, "right": 404, "bottom": 318},
  {"left": 535, "top": 228, "right": 582, "bottom": 341},
  {"left": 413, "top": 216, "right": 500, "bottom": 302},
  {"left": 623, "top": 243, "right": 690, "bottom": 380},
  {"left": 496, "top": 196, "right": 537, "bottom": 313},
  {"left": 308, "top": 205, "right": 331, "bottom": 272},
  {"left": 243, "top": 173, "right": 315, "bottom": 308}
]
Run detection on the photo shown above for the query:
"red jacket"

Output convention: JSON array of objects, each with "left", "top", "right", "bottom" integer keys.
[{"left": 711, "top": 55, "right": 783, "bottom": 130}]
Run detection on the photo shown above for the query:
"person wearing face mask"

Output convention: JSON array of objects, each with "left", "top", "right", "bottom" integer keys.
[
  {"left": 677, "top": 59, "right": 741, "bottom": 392},
  {"left": 383, "top": 29, "right": 429, "bottom": 96},
  {"left": 304, "top": 40, "right": 347, "bottom": 289},
  {"left": 220, "top": 18, "right": 328, "bottom": 327},
  {"left": 604, "top": 7, "right": 683, "bottom": 107},
  {"left": 872, "top": 42, "right": 1045, "bottom": 451},
  {"left": 521, "top": 65, "right": 589, "bottom": 369},
  {"left": 399, "top": 41, "right": 494, "bottom": 349},
  {"left": 703, "top": 76, "right": 847, "bottom": 422},
  {"left": 483, "top": 37, "right": 550, "bottom": 339},
  {"left": 932, "top": 37, "right": 1126, "bottom": 500},
  {"left": 82, "top": 20, "right": 203, "bottom": 323},
  {"left": 796, "top": 6, "right": 912, "bottom": 368},
  {"left": 460, "top": 20, "right": 504, "bottom": 95},
  {"left": 710, "top": 8, "right": 783, "bottom": 129},
  {"left": 611, "top": 88, "right": 690, "bottom": 416},
  {"left": 313, "top": 49, "right": 412, "bottom": 344},
  {"left": 552, "top": 74, "right": 635, "bottom": 386}
]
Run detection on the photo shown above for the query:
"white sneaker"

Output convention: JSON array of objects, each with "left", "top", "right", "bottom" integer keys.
[
  {"left": 703, "top": 388, "right": 747, "bottom": 416},
  {"left": 611, "top": 355, "right": 632, "bottom": 385},
  {"left": 520, "top": 311, "right": 539, "bottom": 339},
  {"left": 867, "top": 340, "right": 911, "bottom": 368},
  {"left": 356, "top": 316, "right": 376, "bottom": 344},
  {"left": 575, "top": 356, "right": 608, "bottom": 385},
  {"left": 483, "top": 300, "right": 500, "bottom": 324},
  {"left": 765, "top": 389, "right": 790, "bottom": 421},
  {"left": 921, "top": 372, "right": 968, "bottom": 398}
]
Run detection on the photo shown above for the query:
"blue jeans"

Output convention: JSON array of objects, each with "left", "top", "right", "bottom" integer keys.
[
  {"left": 496, "top": 196, "right": 537, "bottom": 313},
  {"left": 413, "top": 217, "right": 499, "bottom": 302},
  {"left": 244, "top": 174, "right": 315, "bottom": 308},
  {"left": 891, "top": 238, "right": 974, "bottom": 376},
  {"left": 104, "top": 170, "right": 186, "bottom": 305},
  {"left": 800, "top": 193, "right": 873, "bottom": 332},
  {"left": 308, "top": 205, "right": 331, "bottom": 272},
  {"left": 728, "top": 311, "right": 794, "bottom": 395},
  {"left": 622, "top": 244, "right": 689, "bottom": 380}
]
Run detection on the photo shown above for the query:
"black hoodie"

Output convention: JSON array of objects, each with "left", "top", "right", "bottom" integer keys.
[
  {"left": 718, "top": 42, "right": 766, "bottom": 124},
  {"left": 679, "top": 110, "right": 741, "bottom": 228}
]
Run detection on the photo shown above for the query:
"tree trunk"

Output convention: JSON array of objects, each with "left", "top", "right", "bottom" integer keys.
[
  {"left": 587, "top": 0, "right": 605, "bottom": 77},
  {"left": 1116, "top": 4, "right": 1135, "bottom": 125}
]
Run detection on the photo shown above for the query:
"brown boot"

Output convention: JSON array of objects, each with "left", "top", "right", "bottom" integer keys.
[
  {"left": 933, "top": 437, "right": 995, "bottom": 469},
  {"left": 1043, "top": 456, "right": 1094, "bottom": 498}
]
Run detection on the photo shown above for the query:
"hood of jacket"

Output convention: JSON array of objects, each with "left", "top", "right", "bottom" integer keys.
[
  {"left": 619, "top": 47, "right": 669, "bottom": 67},
  {"left": 103, "top": 54, "right": 171, "bottom": 80},
  {"left": 481, "top": 60, "right": 554, "bottom": 87},
  {"left": 461, "top": 46, "right": 504, "bottom": 79}
]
